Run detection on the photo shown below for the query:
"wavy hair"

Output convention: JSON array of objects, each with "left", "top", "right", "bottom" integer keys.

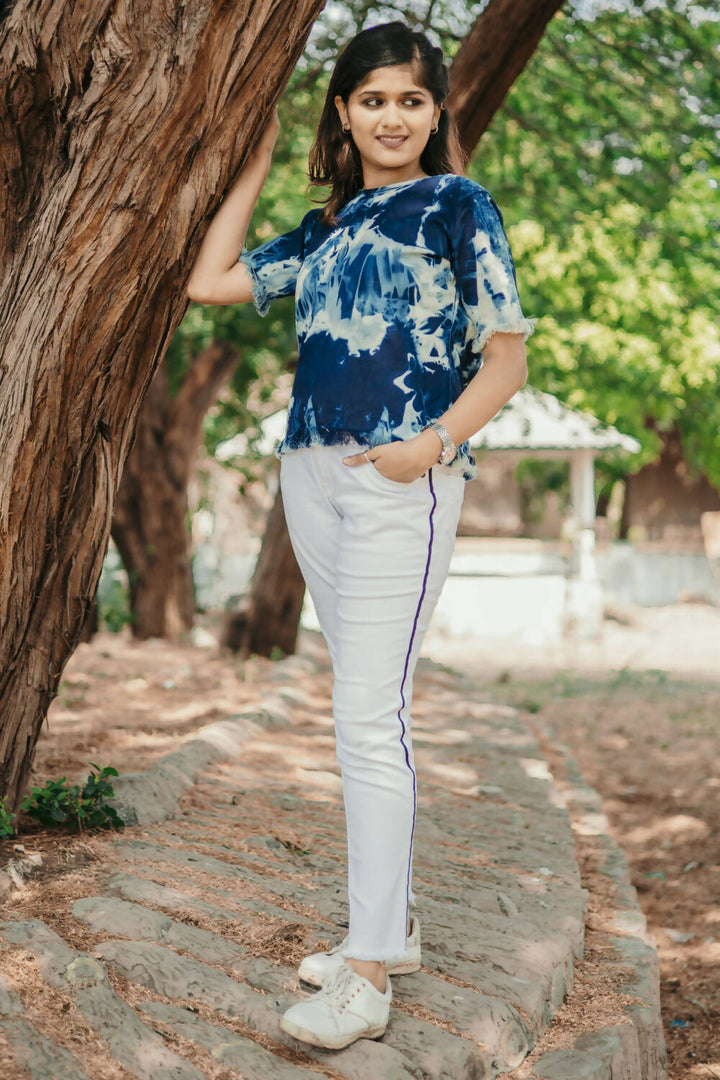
[{"left": 308, "top": 22, "right": 466, "bottom": 226}]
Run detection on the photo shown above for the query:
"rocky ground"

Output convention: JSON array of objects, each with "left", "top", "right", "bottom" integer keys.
[{"left": 1, "top": 601, "right": 716, "bottom": 1077}]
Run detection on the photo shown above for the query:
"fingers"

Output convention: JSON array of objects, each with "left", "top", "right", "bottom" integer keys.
[{"left": 342, "top": 451, "right": 373, "bottom": 467}]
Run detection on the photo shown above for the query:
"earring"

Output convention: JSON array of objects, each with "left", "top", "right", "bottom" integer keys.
[
  {"left": 430, "top": 125, "right": 439, "bottom": 134},
  {"left": 342, "top": 124, "right": 351, "bottom": 133}
]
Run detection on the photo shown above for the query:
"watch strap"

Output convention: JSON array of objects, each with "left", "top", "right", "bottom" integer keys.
[{"left": 427, "top": 421, "right": 457, "bottom": 464}]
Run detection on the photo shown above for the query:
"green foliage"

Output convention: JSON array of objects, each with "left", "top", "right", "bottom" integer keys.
[
  {"left": 20, "top": 764, "right": 125, "bottom": 834},
  {"left": 0, "top": 797, "right": 16, "bottom": 838},
  {"left": 473, "top": 0, "right": 720, "bottom": 484},
  {"left": 516, "top": 459, "right": 571, "bottom": 525},
  {"left": 97, "top": 564, "right": 133, "bottom": 633}
]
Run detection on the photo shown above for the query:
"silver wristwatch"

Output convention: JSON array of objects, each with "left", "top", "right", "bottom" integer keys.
[{"left": 426, "top": 421, "right": 457, "bottom": 465}]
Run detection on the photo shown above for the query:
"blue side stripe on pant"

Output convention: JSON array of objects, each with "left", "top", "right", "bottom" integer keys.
[{"left": 396, "top": 468, "right": 437, "bottom": 941}]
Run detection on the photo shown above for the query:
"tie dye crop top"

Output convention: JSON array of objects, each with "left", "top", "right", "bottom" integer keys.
[{"left": 238, "top": 173, "right": 536, "bottom": 480}]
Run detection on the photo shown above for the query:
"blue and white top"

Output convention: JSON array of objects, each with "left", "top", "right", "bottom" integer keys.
[{"left": 239, "top": 173, "right": 536, "bottom": 479}]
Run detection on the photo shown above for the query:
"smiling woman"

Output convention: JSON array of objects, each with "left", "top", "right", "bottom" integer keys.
[{"left": 186, "top": 19, "right": 536, "bottom": 1052}]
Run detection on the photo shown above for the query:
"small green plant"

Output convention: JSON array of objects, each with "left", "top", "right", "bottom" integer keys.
[
  {"left": 519, "top": 698, "right": 542, "bottom": 715},
  {"left": 20, "top": 763, "right": 125, "bottom": 833},
  {"left": 0, "top": 797, "right": 16, "bottom": 838}
]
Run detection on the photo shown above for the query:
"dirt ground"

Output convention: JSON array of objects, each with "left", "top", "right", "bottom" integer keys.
[{"left": 3, "top": 602, "right": 720, "bottom": 1078}]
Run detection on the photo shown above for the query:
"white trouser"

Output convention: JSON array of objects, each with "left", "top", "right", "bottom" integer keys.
[{"left": 280, "top": 443, "right": 465, "bottom": 961}]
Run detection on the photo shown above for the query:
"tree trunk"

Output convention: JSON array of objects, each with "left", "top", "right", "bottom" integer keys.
[
  {"left": 620, "top": 425, "right": 720, "bottom": 542},
  {"left": 233, "top": 487, "right": 305, "bottom": 658},
  {"left": 447, "top": 0, "right": 566, "bottom": 159},
  {"left": 111, "top": 341, "right": 239, "bottom": 640},
  {"left": 0, "top": 0, "right": 324, "bottom": 808},
  {"left": 242, "top": 0, "right": 564, "bottom": 658}
]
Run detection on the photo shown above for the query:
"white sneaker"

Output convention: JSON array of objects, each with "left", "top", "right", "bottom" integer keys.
[
  {"left": 298, "top": 916, "right": 421, "bottom": 988},
  {"left": 280, "top": 961, "right": 392, "bottom": 1049}
]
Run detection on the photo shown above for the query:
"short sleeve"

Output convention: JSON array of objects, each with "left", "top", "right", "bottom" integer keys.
[
  {"left": 238, "top": 208, "right": 319, "bottom": 317},
  {"left": 450, "top": 182, "right": 536, "bottom": 361}
]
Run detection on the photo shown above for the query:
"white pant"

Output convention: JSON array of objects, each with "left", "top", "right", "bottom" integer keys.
[{"left": 280, "top": 443, "right": 464, "bottom": 961}]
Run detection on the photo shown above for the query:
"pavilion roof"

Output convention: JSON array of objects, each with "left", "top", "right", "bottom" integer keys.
[{"left": 469, "top": 387, "right": 641, "bottom": 455}]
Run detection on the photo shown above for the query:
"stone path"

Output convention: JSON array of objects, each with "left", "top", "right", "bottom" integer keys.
[{"left": 0, "top": 646, "right": 666, "bottom": 1079}]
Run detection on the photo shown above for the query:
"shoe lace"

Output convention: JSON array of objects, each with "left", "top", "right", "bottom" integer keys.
[{"left": 317, "top": 962, "right": 358, "bottom": 1010}]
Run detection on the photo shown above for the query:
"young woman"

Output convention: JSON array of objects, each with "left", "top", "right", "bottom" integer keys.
[{"left": 187, "top": 20, "right": 535, "bottom": 1053}]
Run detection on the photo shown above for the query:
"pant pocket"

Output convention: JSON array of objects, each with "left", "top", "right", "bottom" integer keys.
[{"left": 366, "top": 461, "right": 419, "bottom": 492}]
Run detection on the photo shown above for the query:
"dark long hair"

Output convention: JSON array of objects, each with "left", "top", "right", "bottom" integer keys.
[{"left": 308, "top": 22, "right": 466, "bottom": 226}]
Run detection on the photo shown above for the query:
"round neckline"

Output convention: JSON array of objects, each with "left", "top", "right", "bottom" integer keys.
[
  {"left": 359, "top": 174, "right": 433, "bottom": 194},
  {"left": 336, "top": 173, "right": 447, "bottom": 220}
]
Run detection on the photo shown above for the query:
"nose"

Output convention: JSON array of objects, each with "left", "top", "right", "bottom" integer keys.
[{"left": 378, "top": 102, "right": 405, "bottom": 130}]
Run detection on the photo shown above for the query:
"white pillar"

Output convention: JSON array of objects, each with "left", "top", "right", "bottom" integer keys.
[
  {"left": 569, "top": 450, "right": 597, "bottom": 581},
  {"left": 566, "top": 450, "right": 603, "bottom": 639},
  {"left": 571, "top": 449, "right": 596, "bottom": 529}
]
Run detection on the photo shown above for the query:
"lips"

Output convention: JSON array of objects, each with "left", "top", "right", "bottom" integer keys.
[{"left": 376, "top": 136, "right": 408, "bottom": 149}]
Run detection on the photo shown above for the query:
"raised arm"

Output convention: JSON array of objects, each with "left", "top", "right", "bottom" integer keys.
[{"left": 186, "top": 109, "right": 280, "bottom": 306}]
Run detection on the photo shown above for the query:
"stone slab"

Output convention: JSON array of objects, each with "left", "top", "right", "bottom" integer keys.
[
  {"left": 531, "top": 1048, "right": 608, "bottom": 1079},
  {"left": 0, "top": 848, "right": 44, "bottom": 904},
  {"left": 0, "top": 972, "right": 91, "bottom": 1080},
  {"left": 100, "top": 870, "right": 530, "bottom": 1074},
  {"left": 105, "top": 869, "right": 318, "bottom": 930},
  {"left": 95, "top": 937, "right": 414, "bottom": 1080},
  {"left": 108, "top": 712, "right": 262, "bottom": 826},
  {"left": 391, "top": 973, "right": 530, "bottom": 1071},
  {"left": 139, "top": 1001, "right": 321, "bottom": 1079},
  {"left": 72, "top": 895, "right": 289, "bottom": 994},
  {"left": 110, "top": 838, "right": 303, "bottom": 902},
  {"left": 1, "top": 919, "right": 204, "bottom": 1080},
  {"left": 97, "top": 936, "right": 506, "bottom": 1079}
]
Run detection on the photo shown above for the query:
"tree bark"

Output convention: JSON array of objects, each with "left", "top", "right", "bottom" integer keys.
[
  {"left": 447, "top": 0, "right": 566, "bottom": 159},
  {"left": 241, "top": 0, "right": 563, "bottom": 658},
  {"left": 111, "top": 341, "right": 239, "bottom": 640},
  {"left": 0, "top": 0, "right": 324, "bottom": 807},
  {"left": 232, "top": 487, "right": 304, "bottom": 658}
]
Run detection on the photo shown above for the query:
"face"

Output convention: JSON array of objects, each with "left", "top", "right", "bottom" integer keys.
[{"left": 335, "top": 64, "right": 442, "bottom": 185}]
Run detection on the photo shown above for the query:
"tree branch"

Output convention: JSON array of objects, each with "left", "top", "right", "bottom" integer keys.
[{"left": 448, "top": 0, "right": 565, "bottom": 156}]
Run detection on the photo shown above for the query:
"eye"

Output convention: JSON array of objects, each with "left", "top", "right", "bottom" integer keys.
[{"left": 360, "top": 96, "right": 427, "bottom": 108}]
